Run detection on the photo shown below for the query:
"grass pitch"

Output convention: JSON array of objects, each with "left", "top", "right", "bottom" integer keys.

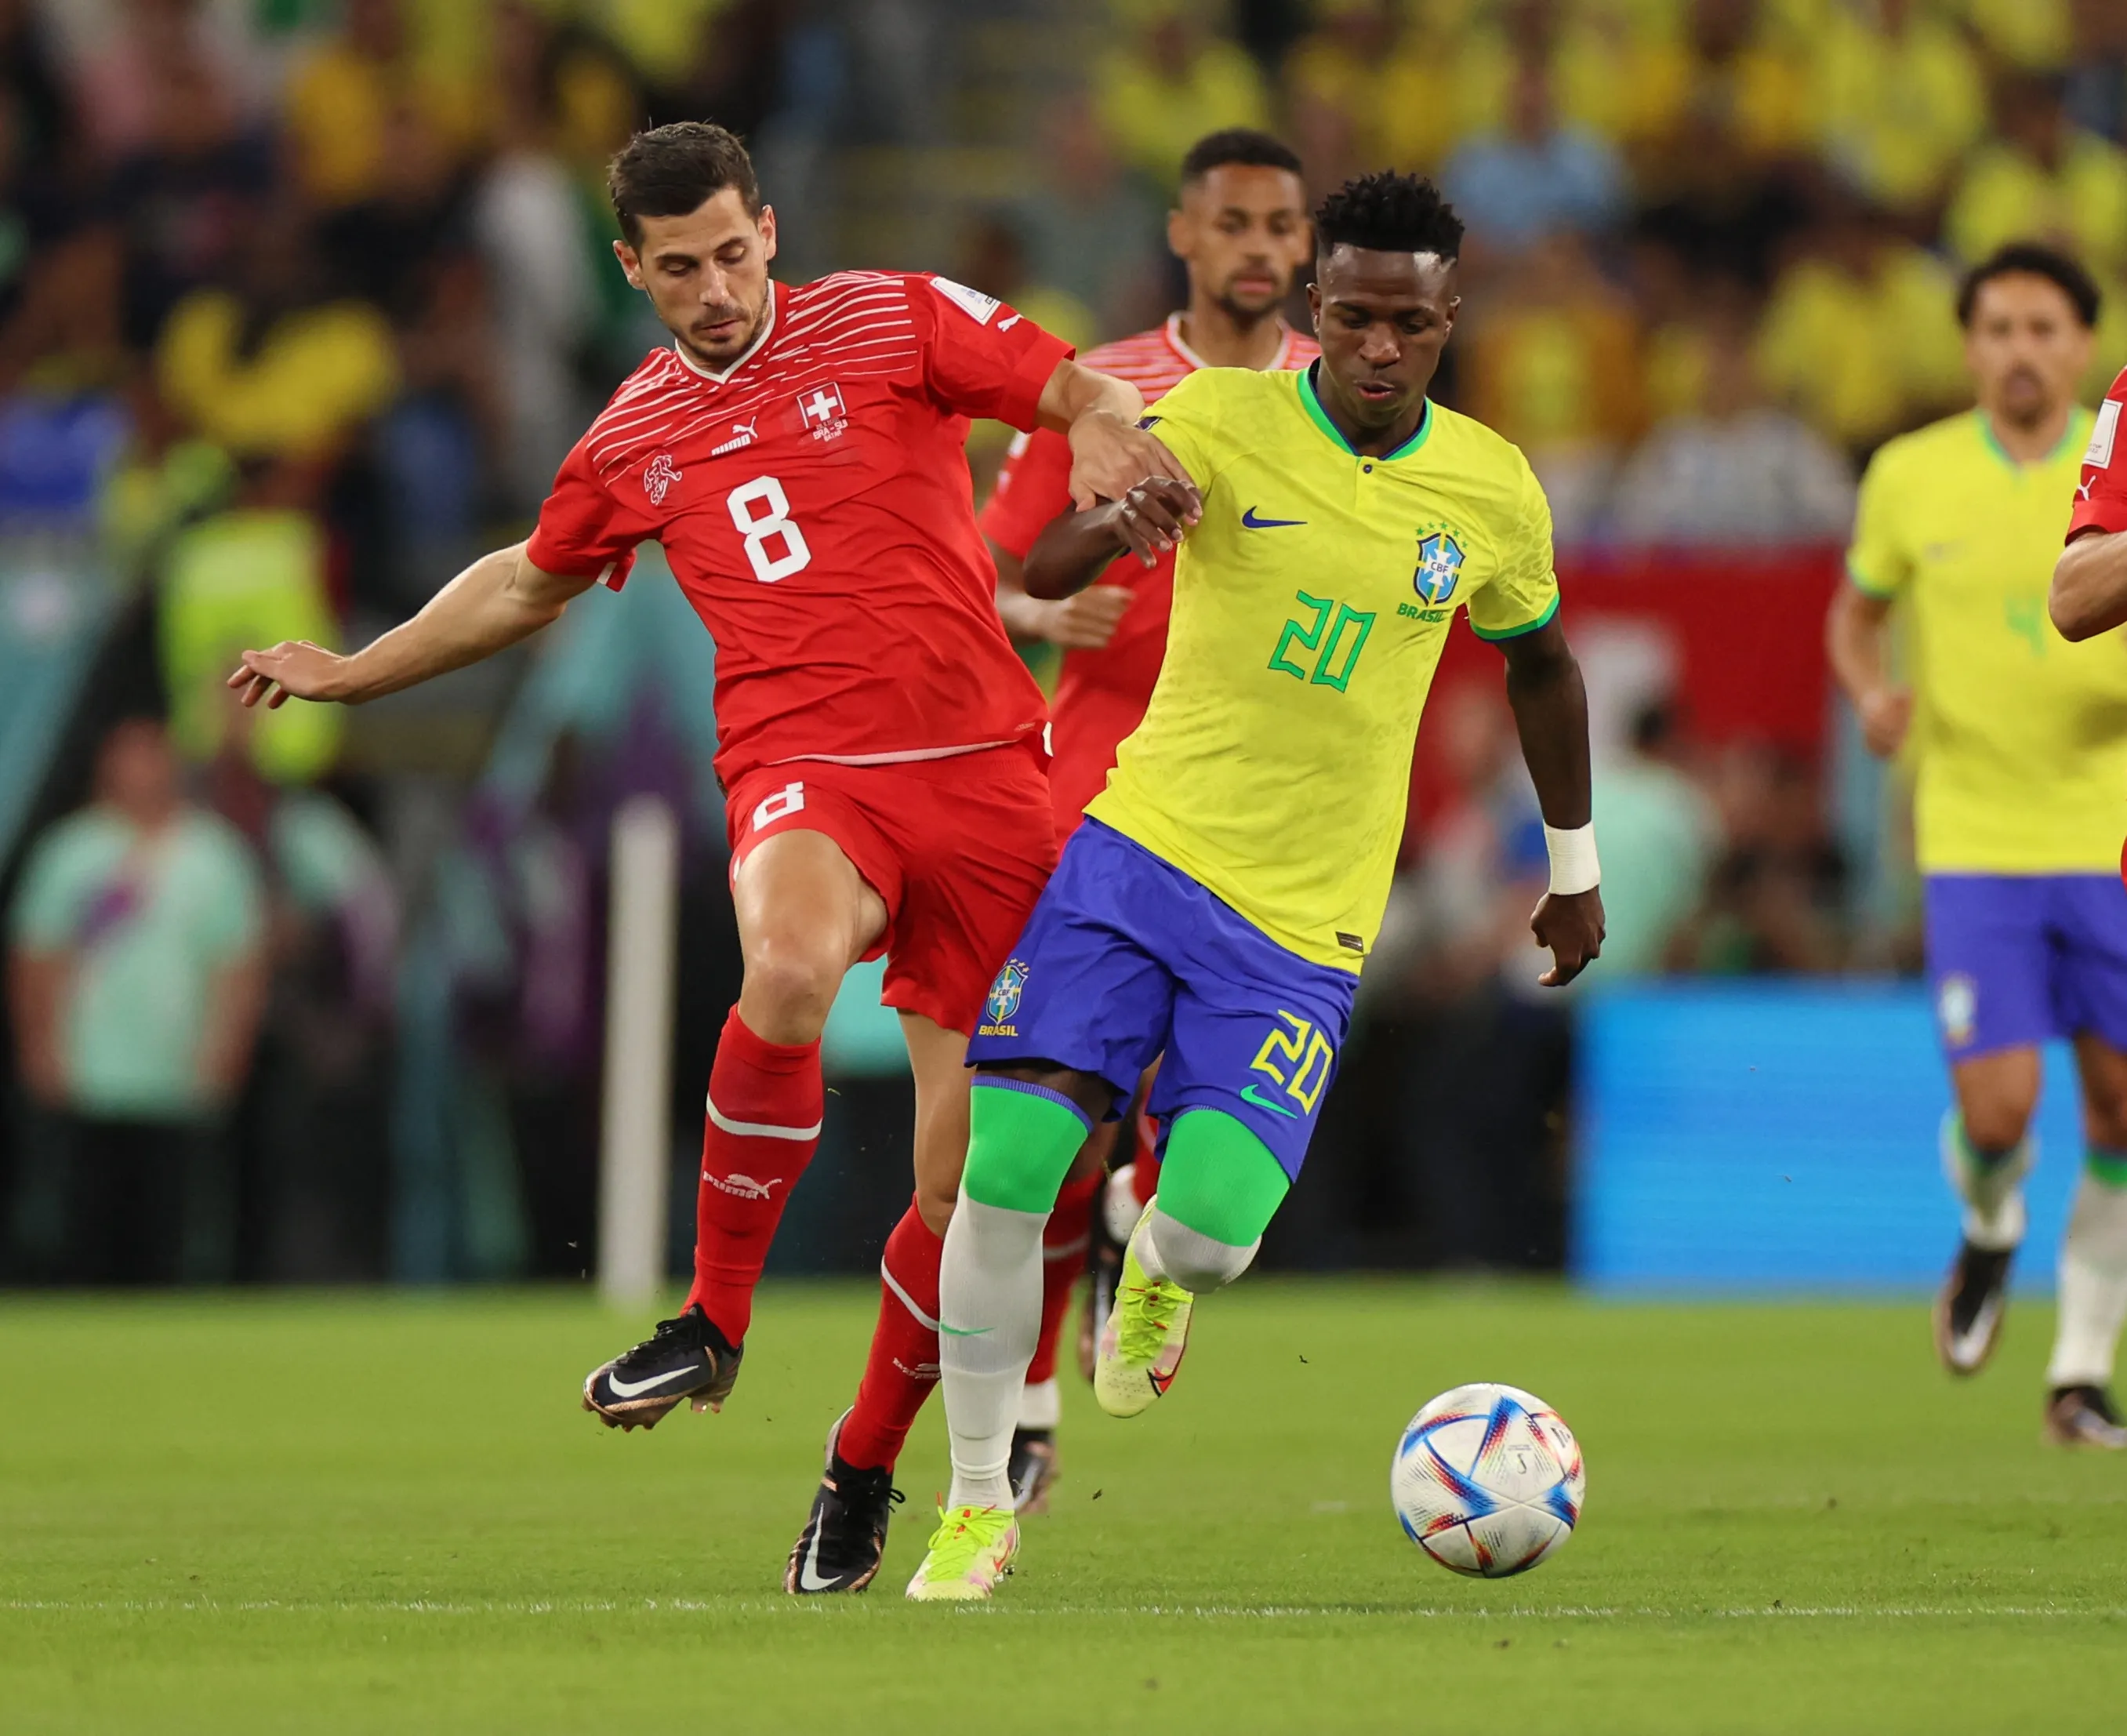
[{"left": 3, "top": 1280, "right": 2125, "bottom": 1734}]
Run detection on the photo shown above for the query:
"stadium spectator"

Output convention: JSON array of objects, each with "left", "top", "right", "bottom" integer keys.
[
  {"left": 154, "top": 212, "right": 400, "bottom": 464},
  {"left": 2066, "top": 0, "right": 2127, "bottom": 144},
  {"left": 0, "top": 0, "right": 78, "bottom": 180},
  {"left": 1443, "top": 53, "right": 1626, "bottom": 257},
  {"left": 203, "top": 713, "right": 397, "bottom": 1280},
  {"left": 283, "top": 0, "right": 483, "bottom": 212},
  {"left": 1094, "top": 1, "right": 1270, "bottom": 194},
  {"left": 1456, "top": 230, "right": 1646, "bottom": 543},
  {"left": 1813, "top": 0, "right": 1987, "bottom": 221},
  {"left": 1588, "top": 699, "right": 1719, "bottom": 979},
  {"left": 1610, "top": 289, "right": 1857, "bottom": 544},
  {"left": 6, "top": 717, "right": 265, "bottom": 1283},
  {"left": 73, "top": 0, "right": 263, "bottom": 167},
  {"left": 1283, "top": 0, "right": 1407, "bottom": 194},
  {"left": 1011, "top": 95, "right": 1167, "bottom": 343},
  {"left": 1756, "top": 192, "right": 1965, "bottom": 456},
  {"left": 1946, "top": 70, "right": 2127, "bottom": 271}
]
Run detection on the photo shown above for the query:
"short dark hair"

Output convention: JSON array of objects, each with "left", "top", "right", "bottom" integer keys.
[
  {"left": 608, "top": 122, "right": 760, "bottom": 248},
  {"left": 1314, "top": 170, "right": 1464, "bottom": 263},
  {"left": 1956, "top": 242, "right": 2101, "bottom": 329},
  {"left": 1179, "top": 128, "right": 1304, "bottom": 185}
]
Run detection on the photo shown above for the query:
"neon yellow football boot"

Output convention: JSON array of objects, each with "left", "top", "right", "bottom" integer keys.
[
  {"left": 1094, "top": 1206, "right": 1195, "bottom": 1418},
  {"left": 904, "top": 1503, "right": 1019, "bottom": 1602}
]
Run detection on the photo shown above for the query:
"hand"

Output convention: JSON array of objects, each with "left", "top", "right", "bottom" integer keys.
[
  {"left": 1857, "top": 684, "right": 1912, "bottom": 758},
  {"left": 226, "top": 641, "right": 356, "bottom": 710},
  {"left": 1108, "top": 476, "right": 1200, "bottom": 566},
  {"left": 1038, "top": 584, "right": 1134, "bottom": 649},
  {"left": 1067, "top": 409, "right": 1195, "bottom": 510},
  {"left": 1530, "top": 887, "right": 1604, "bottom": 987}
]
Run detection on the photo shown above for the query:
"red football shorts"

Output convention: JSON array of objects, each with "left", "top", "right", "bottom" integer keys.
[{"left": 726, "top": 742, "right": 1058, "bottom": 1037}]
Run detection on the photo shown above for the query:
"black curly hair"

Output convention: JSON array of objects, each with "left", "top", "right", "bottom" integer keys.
[{"left": 1314, "top": 170, "right": 1464, "bottom": 263}]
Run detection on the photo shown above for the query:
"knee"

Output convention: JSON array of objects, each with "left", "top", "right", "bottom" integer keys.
[
  {"left": 2087, "top": 1088, "right": 2127, "bottom": 1153},
  {"left": 1960, "top": 1088, "right": 2038, "bottom": 1155},
  {"left": 739, "top": 937, "right": 844, "bottom": 1042}
]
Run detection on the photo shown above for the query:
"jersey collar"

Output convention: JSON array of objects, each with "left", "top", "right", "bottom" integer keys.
[
  {"left": 1975, "top": 403, "right": 2093, "bottom": 471},
  {"left": 1163, "top": 311, "right": 1304, "bottom": 374},
  {"left": 1298, "top": 360, "right": 1431, "bottom": 460},
  {"left": 673, "top": 282, "right": 780, "bottom": 384}
]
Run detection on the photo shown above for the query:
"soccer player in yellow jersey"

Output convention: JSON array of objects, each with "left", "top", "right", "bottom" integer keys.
[
  {"left": 1828, "top": 243, "right": 2127, "bottom": 1449},
  {"left": 907, "top": 172, "right": 1606, "bottom": 1600}
]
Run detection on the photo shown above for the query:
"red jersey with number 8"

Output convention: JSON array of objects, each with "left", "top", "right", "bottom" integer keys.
[{"left": 528, "top": 271, "right": 1072, "bottom": 785}]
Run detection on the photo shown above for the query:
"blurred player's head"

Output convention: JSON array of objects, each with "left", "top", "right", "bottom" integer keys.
[
  {"left": 1169, "top": 129, "right": 1311, "bottom": 328},
  {"left": 608, "top": 122, "right": 778, "bottom": 370},
  {"left": 1956, "top": 243, "right": 2099, "bottom": 432},
  {"left": 1309, "top": 171, "right": 1463, "bottom": 438}
]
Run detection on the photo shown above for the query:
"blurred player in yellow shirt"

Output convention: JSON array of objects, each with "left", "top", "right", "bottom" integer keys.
[{"left": 1828, "top": 244, "right": 2127, "bottom": 1447}]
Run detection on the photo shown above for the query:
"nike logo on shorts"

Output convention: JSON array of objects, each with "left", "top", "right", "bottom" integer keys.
[{"left": 1240, "top": 1083, "right": 1300, "bottom": 1119}]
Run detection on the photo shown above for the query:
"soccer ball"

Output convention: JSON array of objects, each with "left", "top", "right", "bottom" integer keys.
[{"left": 1391, "top": 1382, "right": 1584, "bottom": 1578}]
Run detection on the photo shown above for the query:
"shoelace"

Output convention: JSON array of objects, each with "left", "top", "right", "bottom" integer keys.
[
  {"left": 1116, "top": 1277, "right": 1185, "bottom": 1364},
  {"left": 920, "top": 1504, "right": 1011, "bottom": 1579}
]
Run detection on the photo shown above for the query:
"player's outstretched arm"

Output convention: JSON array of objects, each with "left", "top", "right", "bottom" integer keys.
[
  {"left": 990, "top": 541, "right": 1134, "bottom": 650},
  {"left": 1824, "top": 581, "right": 1912, "bottom": 756},
  {"left": 1498, "top": 618, "right": 1604, "bottom": 988},
  {"left": 226, "top": 542, "right": 595, "bottom": 710},
  {"left": 2052, "top": 528, "right": 2127, "bottom": 641},
  {"left": 1036, "top": 358, "right": 1174, "bottom": 509},
  {"left": 1022, "top": 478, "right": 1203, "bottom": 600}
]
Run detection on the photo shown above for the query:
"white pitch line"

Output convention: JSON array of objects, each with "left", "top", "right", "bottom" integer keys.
[{"left": 4, "top": 1599, "right": 2123, "bottom": 1621}]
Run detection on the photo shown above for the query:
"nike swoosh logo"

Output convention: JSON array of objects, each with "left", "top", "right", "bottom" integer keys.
[
  {"left": 605, "top": 1364, "right": 699, "bottom": 1399},
  {"left": 1241, "top": 507, "right": 1306, "bottom": 529},
  {"left": 936, "top": 1320, "right": 994, "bottom": 1338},
  {"left": 797, "top": 1523, "right": 837, "bottom": 1592},
  {"left": 1239, "top": 1083, "right": 1299, "bottom": 1119}
]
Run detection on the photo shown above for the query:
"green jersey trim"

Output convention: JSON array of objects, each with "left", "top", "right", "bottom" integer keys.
[
  {"left": 1469, "top": 590, "right": 1560, "bottom": 642},
  {"left": 1297, "top": 363, "right": 1432, "bottom": 460}
]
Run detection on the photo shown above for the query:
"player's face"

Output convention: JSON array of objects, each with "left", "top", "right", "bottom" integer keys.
[
  {"left": 1964, "top": 272, "right": 2093, "bottom": 428},
  {"left": 1169, "top": 165, "right": 1312, "bottom": 321},
  {"left": 1309, "top": 245, "right": 1459, "bottom": 434},
  {"left": 616, "top": 190, "right": 779, "bottom": 369}
]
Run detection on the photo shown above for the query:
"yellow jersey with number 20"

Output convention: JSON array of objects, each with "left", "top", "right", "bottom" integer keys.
[{"left": 1087, "top": 364, "right": 1560, "bottom": 972}]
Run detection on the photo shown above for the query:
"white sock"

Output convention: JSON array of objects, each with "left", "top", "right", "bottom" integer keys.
[
  {"left": 1134, "top": 1203, "right": 1259, "bottom": 1294},
  {"left": 1940, "top": 1111, "right": 2034, "bottom": 1251},
  {"left": 938, "top": 1187, "right": 1044, "bottom": 1510},
  {"left": 1016, "top": 1377, "right": 1060, "bottom": 1430},
  {"left": 2047, "top": 1161, "right": 2127, "bottom": 1389}
]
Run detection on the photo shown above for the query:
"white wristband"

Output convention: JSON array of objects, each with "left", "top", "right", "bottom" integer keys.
[{"left": 1544, "top": 823, "right": 1600, "bottom": 895}]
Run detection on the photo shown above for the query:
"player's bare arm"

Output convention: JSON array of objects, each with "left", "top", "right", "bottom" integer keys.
[
  {"left": 1036, "top": 358, "right": 1173, "bottom": 508},
  {"left": 227, "top": 542, "right": 593, "bottom": 710},
  {"left": 989, "top": 541, "right": 1134, "bottom": 649},
  {"left": 1021, "top": 475, "right": 1203, "bottom": 599},
  {"left": 1824, "top": 582, "right": 1914, "bottom": 756},
  {"left": 2052, "top": 528, "right": 2127, "bottom": 641},
  {"left": 1497, "top": 616, "right": 1604, "bottom": 987}
]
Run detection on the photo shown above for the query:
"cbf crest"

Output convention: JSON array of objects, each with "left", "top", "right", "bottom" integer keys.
[
  {"left": 981, "top": 958, "right": 1028, "bottom": 1037},
  {"left": 1414, "top": 531, "right": 1465, "bottom": 605}
]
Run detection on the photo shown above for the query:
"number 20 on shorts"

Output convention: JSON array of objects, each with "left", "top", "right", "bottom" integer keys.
[{"left": 727, "top": 475, "right": 812, "bottom": 583}]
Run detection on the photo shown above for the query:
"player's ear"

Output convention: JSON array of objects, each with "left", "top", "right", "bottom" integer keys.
[
  {"left": 1166, "top": 203, "right": 1189, "bottom": 261},
  {"left": 1306, "top": 281, "right": 1322, "bottom": 332},
  {"left": 758, "top": 205, "right": 779, "bottom": 265},
  {"left": 613, "top": 238, "right": 645, "bottom": 292}
]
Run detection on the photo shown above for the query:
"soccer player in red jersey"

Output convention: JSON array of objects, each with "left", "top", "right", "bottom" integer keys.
[
  {"left": 975, "top": 129, "right": 1316, "bottom": 1511},
  {"left": 226, "top": 123, "right": 1171, "bottom": 1592}
]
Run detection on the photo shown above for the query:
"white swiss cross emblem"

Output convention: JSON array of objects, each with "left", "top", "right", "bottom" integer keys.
[
  {"left": 643, "top": 452, "right": 681, "bottom": 505},
  {"left": 797, "top": 382, "right": 848, "bottom": 441}
]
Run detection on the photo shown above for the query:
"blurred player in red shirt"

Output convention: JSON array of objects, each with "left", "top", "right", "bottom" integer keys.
[
  {"left": 975, "top": 129, "right": 1315, "bottom": 1510},
  {"left": 229, "top": 123, "right": 1171, "bottom": 1593}
]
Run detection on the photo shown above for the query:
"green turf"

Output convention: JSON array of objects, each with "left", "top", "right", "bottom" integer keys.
[{"left": 3, "top": 1280, "right": 2125, "bottom": 1734}]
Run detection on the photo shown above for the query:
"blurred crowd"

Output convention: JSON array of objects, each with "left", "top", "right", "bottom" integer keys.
[{"left": 0, "top": 0, "right": 2109, "bottom": 1280}]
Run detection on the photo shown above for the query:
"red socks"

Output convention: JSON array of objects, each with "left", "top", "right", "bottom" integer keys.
[
  {"left": 684, "top": 1006, "right": 823, "bottom": 1346},
  {"left": 837, "top": 1201, "right": 945, "bottom": 1471},
  {"left": 1028, "top": 1166, "right": 1103, "bottom": 1386}
]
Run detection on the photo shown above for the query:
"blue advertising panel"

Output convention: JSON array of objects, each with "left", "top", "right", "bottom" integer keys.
[{"left": 1576, "top": 982, "right": 2085, "bottom": 1291}]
